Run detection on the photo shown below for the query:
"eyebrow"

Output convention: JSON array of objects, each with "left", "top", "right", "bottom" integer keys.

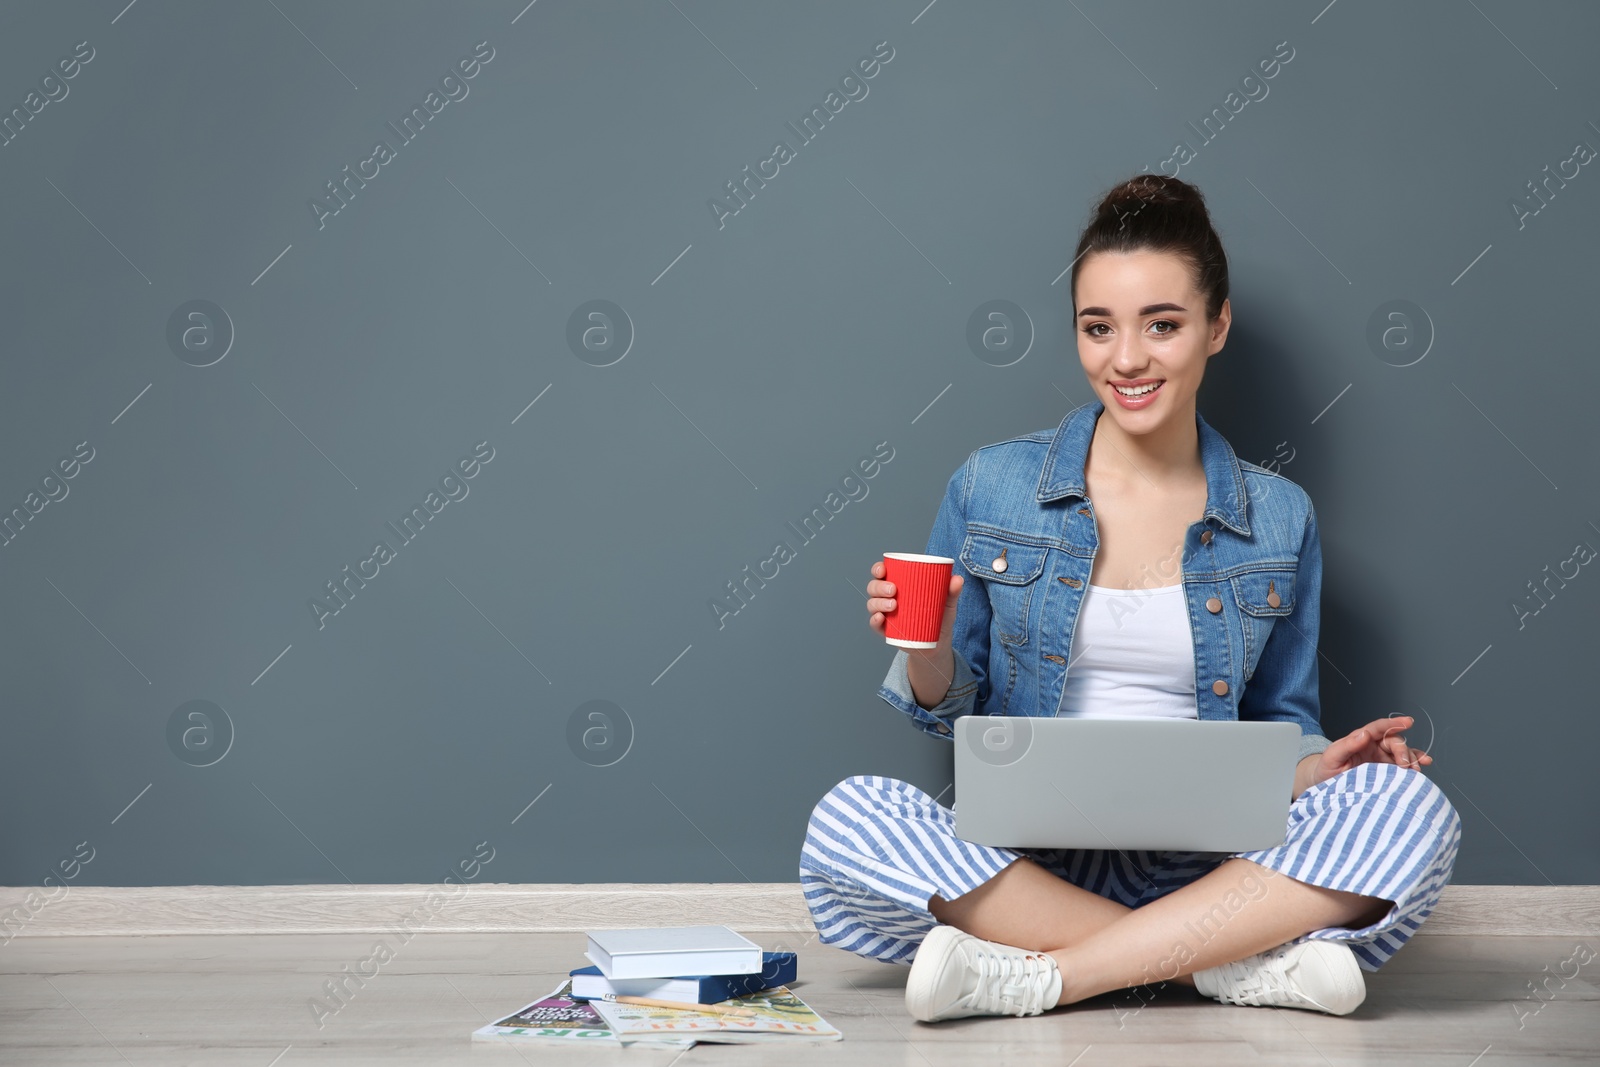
[{"left": 1076, "top": 302, "right": 1187, "bottom": 318}]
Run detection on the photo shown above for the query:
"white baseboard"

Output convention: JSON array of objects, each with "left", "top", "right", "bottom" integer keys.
[{"left": 2, "top": 883, "right": 1596, "bottom": 939}]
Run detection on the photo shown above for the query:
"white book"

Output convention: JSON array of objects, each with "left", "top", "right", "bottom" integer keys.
[{"left": 585, "top": 924, "right": 763, "bottom": 980}]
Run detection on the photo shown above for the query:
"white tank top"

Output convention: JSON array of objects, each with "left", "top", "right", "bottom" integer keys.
[{"left": 1058, "top": 583, "right": 1198, "bottom": 719}]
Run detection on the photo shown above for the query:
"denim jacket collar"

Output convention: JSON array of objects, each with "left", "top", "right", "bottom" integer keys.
[{"left": 1034, "top": 398, "right": 1252, "bottom": 536}]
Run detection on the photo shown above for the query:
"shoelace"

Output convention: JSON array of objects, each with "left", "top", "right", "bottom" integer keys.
[
  {"left": 1208, "top": 947, "right": 1307, "bottom": 1008},
  {"left": 963, "top": 947, "right": 1056, "bottom": 1016}
]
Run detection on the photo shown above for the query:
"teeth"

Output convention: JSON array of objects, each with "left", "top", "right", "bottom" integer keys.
[{"left": 1114, "top": 381, "right": 1160, "bottom": 396}]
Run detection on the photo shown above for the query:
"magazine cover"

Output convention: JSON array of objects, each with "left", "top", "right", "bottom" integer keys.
[
  {"left": 590, "top": 985, "right": 843, "bottom": 1045},
  {"left": 472, "top": 979, "right": 694, "bottom": 1047}
]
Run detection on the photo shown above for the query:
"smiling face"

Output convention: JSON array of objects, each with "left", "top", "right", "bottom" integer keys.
[{"left": 1074, "top": 248, "right": 1230, "bottom": 435}]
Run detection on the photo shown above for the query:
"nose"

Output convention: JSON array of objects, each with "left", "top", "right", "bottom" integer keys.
[{"left": 1111, "top": 338, "right": 1147, "bottom": 375}]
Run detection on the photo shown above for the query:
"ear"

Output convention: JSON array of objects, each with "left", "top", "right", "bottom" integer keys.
[{"left": 1206, "top": 297, "right": 1232, "bottom": 356}]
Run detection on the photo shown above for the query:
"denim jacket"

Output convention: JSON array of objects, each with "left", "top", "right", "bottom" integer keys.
[{"left": 879, "top": 399, "right": 1332, "bottom": 765}]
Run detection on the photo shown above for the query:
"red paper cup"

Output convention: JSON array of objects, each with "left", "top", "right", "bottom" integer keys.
[{"left": 882, "top": 553, "right": 954, "bottom": 649}]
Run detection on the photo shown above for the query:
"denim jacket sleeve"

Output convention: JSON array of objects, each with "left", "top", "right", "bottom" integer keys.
[
  {"left": 1238, "top": 500, "right": 1332, "bottom": 764},
  {"left": 877, "top": 456, "right": 989, "bottom": 740}
]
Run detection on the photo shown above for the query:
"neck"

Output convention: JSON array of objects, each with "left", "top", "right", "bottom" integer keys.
[{"left": 1089, "top": 399, "right": 1202, "bottom": 485}]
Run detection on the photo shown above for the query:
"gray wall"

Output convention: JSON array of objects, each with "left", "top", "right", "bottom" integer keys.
[{"left": 2, "top": 1, "right": 1595, "bottom": 892}]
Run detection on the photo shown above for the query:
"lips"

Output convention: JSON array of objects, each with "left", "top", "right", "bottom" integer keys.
[{"left": 1109, "top": 378, "right": 1164, "bottom": 409}]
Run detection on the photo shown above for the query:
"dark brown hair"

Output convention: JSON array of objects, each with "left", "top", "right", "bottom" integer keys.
[{"left": 1070, "top": 174, "right": 1230, "bottom": 323}]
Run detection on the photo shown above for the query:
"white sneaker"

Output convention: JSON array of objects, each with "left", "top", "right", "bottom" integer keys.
[
  {"left": 1192, "top": 939, "right": 1366, "bottom": 1015},
  {"left": 904, "top": 924, "right": 1063, "bottom": 1022}
]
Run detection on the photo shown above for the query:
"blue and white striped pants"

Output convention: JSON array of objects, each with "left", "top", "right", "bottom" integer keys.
[{"left": 799, "top": 763, "right": 1461, "bottom": 972}]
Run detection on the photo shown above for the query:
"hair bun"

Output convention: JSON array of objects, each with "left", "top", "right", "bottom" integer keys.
[{"left": 1102, "top": 174, "right": 1197, "bottom": 215}]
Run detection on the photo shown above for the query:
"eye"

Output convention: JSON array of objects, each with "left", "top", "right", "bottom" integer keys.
[
  {"left": 1083, "top": 322, "right": 1110, "bottom": 337},
  {"left": 1149, "top": 320, "right": 1179, "bottom": 335}
]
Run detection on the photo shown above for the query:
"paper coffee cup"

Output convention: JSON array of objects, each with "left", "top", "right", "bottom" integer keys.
[{"left": 883, "top": 553, "right": 954, "bottom": 649}]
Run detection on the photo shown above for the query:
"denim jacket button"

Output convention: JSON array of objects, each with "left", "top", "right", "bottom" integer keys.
[
  {"left": 1200, "top": 529, "right": 1214, "bottom": 545},
  {"left": 1205, "top": 596, "right": 1222, "bottom": 613},
  {"left": 936, "top": 722, "right": 952, "bottom": 734},
  {"left": 992, "top": 555, "right": 1007, "bottom": 573},
  {"left": 1211, "top": 679, "right": 1229, "bottom": 696}
]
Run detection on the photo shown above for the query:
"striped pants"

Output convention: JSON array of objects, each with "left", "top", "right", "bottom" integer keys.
[{"left": 799, "top": 763, "right": 1461, "bottom": 972}]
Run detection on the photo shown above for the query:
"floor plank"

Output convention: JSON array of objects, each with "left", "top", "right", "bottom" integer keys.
[
  {"left": 2, "top": 931, "right": 1595, "bottom": 1064},
  {"left": 7, "top": 884, "right": 1597, "bottom": 938}
]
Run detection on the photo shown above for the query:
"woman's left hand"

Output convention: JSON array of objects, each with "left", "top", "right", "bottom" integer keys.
[{"left": 1309, "top": 715, "right": 1432, "bottom": 787}]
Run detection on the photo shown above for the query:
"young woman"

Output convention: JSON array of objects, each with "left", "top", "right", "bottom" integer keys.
[{"left": 798, "top": 174, "right": 1461, "bottom": 1023}]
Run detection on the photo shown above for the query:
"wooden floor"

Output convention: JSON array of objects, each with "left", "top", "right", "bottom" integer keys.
[{"left": 3, "top": 930, "right": 1597, "bottom": 1065}]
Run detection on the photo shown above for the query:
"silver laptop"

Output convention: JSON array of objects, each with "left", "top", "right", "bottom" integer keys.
[{"left": 952, "top": 716, "right": 1300, "bottom": 851}]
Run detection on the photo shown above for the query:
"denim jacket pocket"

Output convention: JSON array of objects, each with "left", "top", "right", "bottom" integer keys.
[
  {"left": 1231, "top": 568, "right": 1297, "bottom": 681},
  {"left": 960, "top": 529, "right": 1048, "bottom": 647}
]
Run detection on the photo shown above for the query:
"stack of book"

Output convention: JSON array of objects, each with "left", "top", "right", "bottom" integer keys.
[{"left": 472, "top": 924, "right": 841, "bottom": 1047}]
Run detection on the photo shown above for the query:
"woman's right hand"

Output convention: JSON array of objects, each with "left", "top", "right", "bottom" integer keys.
[{"left": 866, "top": 560, "right": 964, "bottom": 652}]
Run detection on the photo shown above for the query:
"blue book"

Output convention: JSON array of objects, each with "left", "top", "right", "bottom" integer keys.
[{"left": 567, "top": 951, "right": 797, "bottom": 1005}]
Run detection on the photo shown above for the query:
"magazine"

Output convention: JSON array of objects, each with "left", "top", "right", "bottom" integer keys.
[
  {"left": 471, "top": 979, "right": 694, "bottom": 1047},
  {"left": 590, "top": 985, "right": 842, "bottom": 1045}
]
